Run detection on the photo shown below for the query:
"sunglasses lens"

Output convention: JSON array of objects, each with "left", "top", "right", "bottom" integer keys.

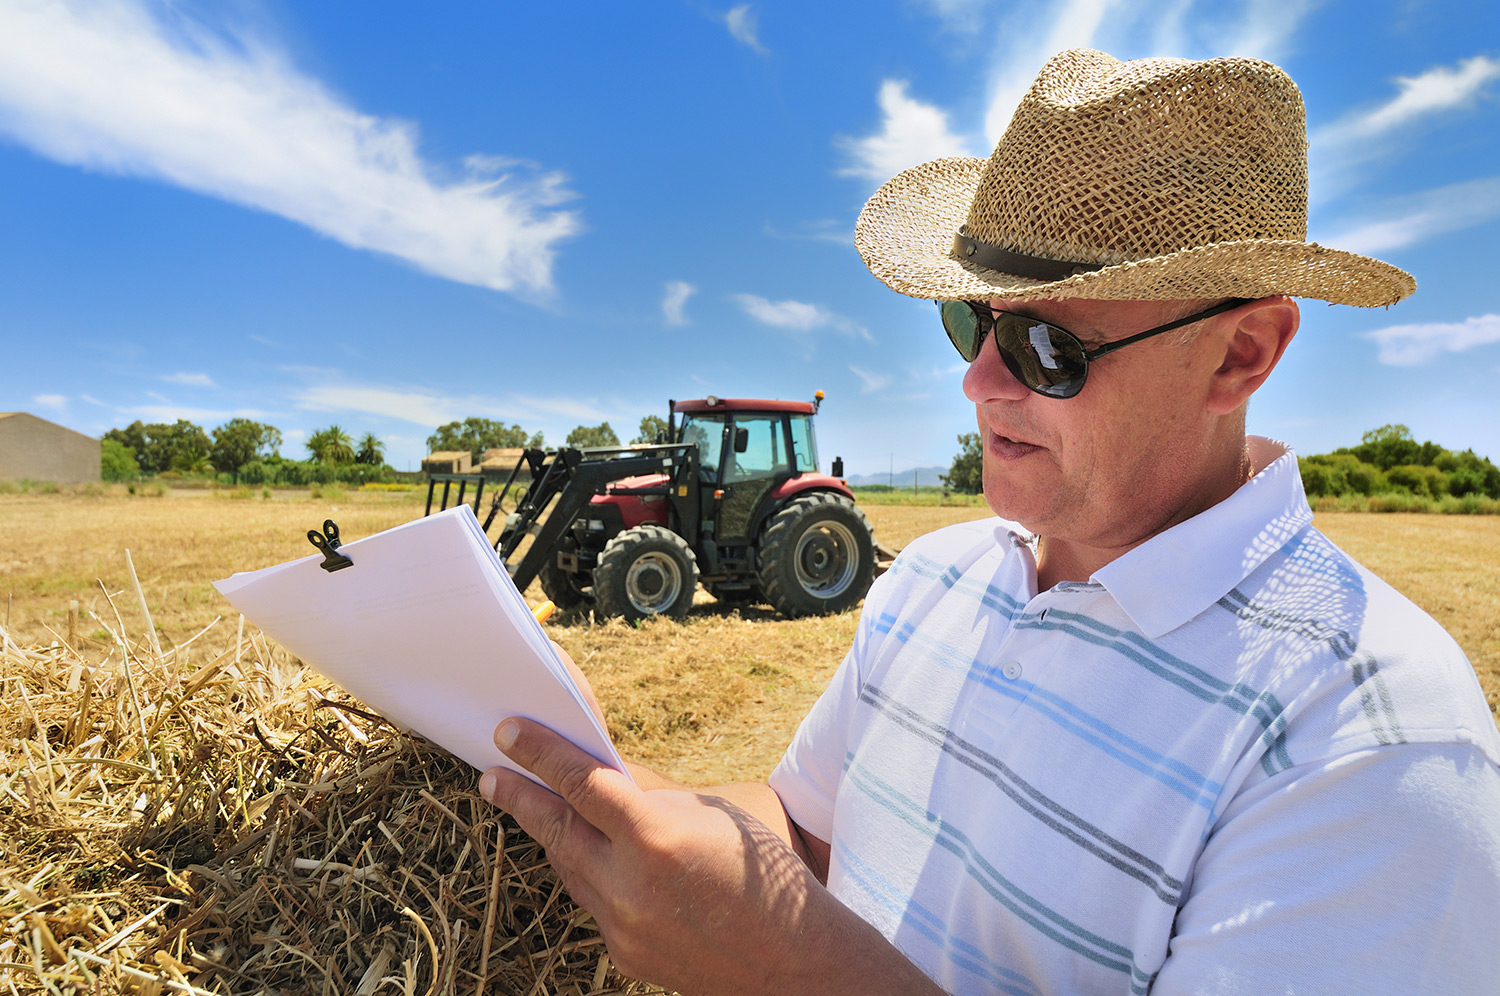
[
  {"left": 992, "top": 316, "right": 1088, "bottom": 398},
  {"left": 939, "top": 300, "right": 984, "bottom": 362}
]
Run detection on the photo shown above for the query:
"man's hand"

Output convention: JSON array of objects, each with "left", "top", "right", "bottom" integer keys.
[{"left": 478, "top": 717, "right": 940, "bottom": 996}]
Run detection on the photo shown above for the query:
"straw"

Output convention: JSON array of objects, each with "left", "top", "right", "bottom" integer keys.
[{"left": 0, "top": 596, "right": 665, "bottom": 996}]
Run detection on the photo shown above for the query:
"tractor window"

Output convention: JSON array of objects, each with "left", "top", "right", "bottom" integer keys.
[
  {"left": 728, "top": 415, "right": 790, "bottom": 478},
  {"left": 788, "top": 415, "right": 818, "bottom": 474},
  {"left": 679, "top": 414, "right": 725, "bottom": 479}
]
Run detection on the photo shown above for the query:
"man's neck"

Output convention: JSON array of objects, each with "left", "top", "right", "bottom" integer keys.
[{"left": 1032, "top": 437, "right": 1267, "bottom": 591}]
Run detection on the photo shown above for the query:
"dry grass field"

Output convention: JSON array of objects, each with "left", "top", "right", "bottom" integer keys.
[
  {"left": 2, "top": 487, "right": 1497, "bottom": 993},
  {"left": 1, "top": 488, "right": 1495, "bottom": 784}
]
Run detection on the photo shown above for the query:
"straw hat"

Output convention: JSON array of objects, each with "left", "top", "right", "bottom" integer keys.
[{"left": 855, "top": 49, "right": 1415, "bottom": 307}]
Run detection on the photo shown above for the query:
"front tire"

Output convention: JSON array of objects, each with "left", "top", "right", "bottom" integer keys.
[
  {"left": 538, "top": 540, "right": 590, "bottom": 610},
  {"left": 593, "top": 525, "right": 698, "bottom": 623},
  {"left": 756, "top": 493, "right": 875, "bottom": 618}
]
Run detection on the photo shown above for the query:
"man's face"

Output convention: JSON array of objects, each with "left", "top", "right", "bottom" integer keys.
[{"left": 962, "top": 297, "right": 1234, "bottom": 552}]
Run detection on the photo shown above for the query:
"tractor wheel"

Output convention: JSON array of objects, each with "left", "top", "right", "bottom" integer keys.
[
  {"left": 593, "top": 525, "right": 698, "bottom": 623},
  {"left": 757, "top": 493, "right": 875, "bottom": 618},
  {"left": 538, "top": 542, "right": 590, "bottom": 610}
]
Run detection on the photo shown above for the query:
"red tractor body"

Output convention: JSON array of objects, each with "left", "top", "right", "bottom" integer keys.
[{"left": 432, "top": 394, "right": 882, "bottom": 622}]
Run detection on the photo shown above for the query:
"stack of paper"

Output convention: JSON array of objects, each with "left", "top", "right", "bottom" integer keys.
[{"left": 213, "top": 505, "right": 627, "bottom": 784}]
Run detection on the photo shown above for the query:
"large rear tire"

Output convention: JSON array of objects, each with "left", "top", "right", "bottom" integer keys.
[
  {"left": 538, "top": 541, "right": 590, "bottom": 610},
  {"left": 593, "top": 525, "right": 698, "bottom": 623},
  {"left": 757, "top": 493, "right": 875, "bottom": 618}
]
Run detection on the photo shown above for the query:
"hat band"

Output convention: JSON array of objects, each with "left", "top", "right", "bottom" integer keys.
[{"left": 952, "top": 232, "right": 1105, "bottom": 283}]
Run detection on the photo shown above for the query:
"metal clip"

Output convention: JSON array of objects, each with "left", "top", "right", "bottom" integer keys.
[{"left": 308, "top": 519, "right": 354, "bottom": 572}]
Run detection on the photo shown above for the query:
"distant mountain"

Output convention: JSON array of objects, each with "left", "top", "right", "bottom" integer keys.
[{"left": 845, "top": 465, "right": 950, "bottom": 488}]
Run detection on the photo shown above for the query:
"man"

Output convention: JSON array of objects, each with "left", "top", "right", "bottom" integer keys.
[{"left": 480, "top": 50, "right": 1500, "bottom": 994}]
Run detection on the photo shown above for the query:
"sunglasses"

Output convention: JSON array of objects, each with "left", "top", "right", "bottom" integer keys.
[{"left": 939, "top": 297, "right": 1251, "bottom": 399}]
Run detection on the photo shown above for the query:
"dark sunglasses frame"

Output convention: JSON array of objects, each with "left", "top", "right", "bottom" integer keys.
[{"left": 940, "top": 297, "right": 1252, "bottom": 399}]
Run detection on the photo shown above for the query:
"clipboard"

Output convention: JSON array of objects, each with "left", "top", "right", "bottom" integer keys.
[{"left": 213, "top": 505, "right": 628, "bottom": 784}]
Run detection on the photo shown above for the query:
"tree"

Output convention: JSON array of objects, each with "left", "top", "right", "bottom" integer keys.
[
  {"left": 306, "top": 425, "right": 356, "bottom": 465},
  {"left": 356, "top": 432, "right": 386, "bottom": 466},
  {"left": 103, "top": 419, "right": 209, "bottom": 474},
  {"left": 942, "top": 432, "right": 984, "bottom": 493},
  {"left": 211, "top": 419, "right": 282, "bottom": 480},
  {"left": 104, "top": 422, "right": 150, "bottom": 468},
  {"left": 632, "top": 415, "right": 671, "bottom": 445},
  {"left": 427, "top": 418, "right": 541, "bottom": 463},
  {"left": 1342, "top": 424, "right": 1421, "bottom": 470},
  {"left": 156, "top": 420, "right": 212, "bottom": 473},
  {"left": 567, "top": 422, "right": 621, "bottom": 449},
  {"left": 100, "top": 438, "right": 141, "bottom": 481}
]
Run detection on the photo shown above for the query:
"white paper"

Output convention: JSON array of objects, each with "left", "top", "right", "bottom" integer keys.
[{"left": 213, "top": 505, "right": 627, "bottom": 783}]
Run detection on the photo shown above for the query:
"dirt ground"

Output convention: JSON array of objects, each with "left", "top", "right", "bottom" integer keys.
[{"left": 1, "top": 489, "right": 1495, "bottom": 784}]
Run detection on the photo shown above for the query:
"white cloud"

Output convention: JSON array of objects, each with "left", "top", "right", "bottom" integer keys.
[
  {"left": 849, "top": 366, "right": 893, "bottom": 393},
  {"left": 1311, "top": 55, "right": 1500, "bottom": 200},
  {"left": 293, "top": 382, "right": 614, "bottom": 433},
  {"left": 507, "top": 394, "right": 615, "bottom": 423},
  {"left": 920, "top": 0, "right": 987, "bottom": 33},
  {"left": 732, "top": 293, "right": 871, "bottom": 341},
  {"left": 841, "top": 0, "right": 1319, "bottom": 187},
  {"left": 126, "top": 404, "right": 276, "bottom": 423},
  {"left": 33, "top": 394, "right": 67, "bottom": 411},
  {"left": 838, "top": 80, "right": 975, "bottom": 183},
  {"left": 159, "top": 371, "right": 217, "bottom": 388},
  {"left": 1223, "top": 0, "right": 1318, "bottom": 63},
  {"left": 662, "top": 281, "right": 696, "bottom": 325},
  {"left": 981, "top": 0, "right": 1315, "bottom": 145},
  {"left": 1318, "top": 56, "right": 1500, "bottom": 144},
  {"left": 80, "top": 394, "right": 106, "bottom": 406},
  {"left": 0, "top": 0, "right": 580, "bottom": 296},
  {"left": 1318, "top": 176, "right": 1500, "bottom": 254},
  {"left": 1363, "top": 314, "right": 1500, "bottom": 366},
  {"left": 762, "top": 219, "right": 853, "bottom": 245},
  {"left": 724, "top": 5, "right": 768, "bottom": 55},
  {"left": 982, "top": 0, "right": 1112, "bottom": 145},
  {"left": 296, "top": 386, "right": 459, "bottom": 427}
]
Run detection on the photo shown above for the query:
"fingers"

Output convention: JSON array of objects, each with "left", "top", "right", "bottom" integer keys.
[{"left": 489, "top": 717, "right": 638, "bottom": 839}]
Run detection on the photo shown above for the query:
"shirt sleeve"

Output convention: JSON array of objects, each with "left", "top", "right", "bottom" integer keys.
[
  {"left": 767, "top": 567, "right": 896, "bottom": 843},
  {"left": 1151, "top": 741, "right": 1500, "bottom": 996}
]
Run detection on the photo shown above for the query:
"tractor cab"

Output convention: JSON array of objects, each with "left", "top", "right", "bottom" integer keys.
[{"left": 673, "top": 395, "right": 845, "bottom": 548}]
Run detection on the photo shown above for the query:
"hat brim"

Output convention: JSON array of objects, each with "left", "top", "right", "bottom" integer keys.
[{"left": 855, "top": 157, "right": 1416, "bottom": 307}]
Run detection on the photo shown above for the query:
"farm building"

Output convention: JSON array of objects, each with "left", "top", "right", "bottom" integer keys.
[
  {"left": 0, "top": 412, "right": 101, "bottom": 483},
  {"left": 480, "top": 447, "right": 532, "bottom": 480},
  {"left": 421, "top": 450, "right": 472, "bottom": 475}
]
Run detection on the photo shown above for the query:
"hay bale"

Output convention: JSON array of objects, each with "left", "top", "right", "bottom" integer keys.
[{"left": 0, "top": 597, "right": 660, "bottom": 995}]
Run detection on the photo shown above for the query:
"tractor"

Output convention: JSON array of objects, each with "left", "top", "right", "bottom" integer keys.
[{"left": 426, "top": 393, "right": 888, "bottom": 622}]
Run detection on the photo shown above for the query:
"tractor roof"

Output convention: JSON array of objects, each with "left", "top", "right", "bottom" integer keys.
[{"left": 673, "top": 397, "right": 816, "bottom": 415}]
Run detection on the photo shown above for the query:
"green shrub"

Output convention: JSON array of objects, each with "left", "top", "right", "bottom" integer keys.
[
  {"left": 100, "top": 438, "right": 141, "bottom": 481},
  {"left": 1367, "top": 492, "right": 1433, "bottom": 513},
  {"left": 1436, "top": 494, "right": 1499, "bottom": 515}
]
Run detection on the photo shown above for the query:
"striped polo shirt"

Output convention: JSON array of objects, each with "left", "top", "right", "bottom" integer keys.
[{"left": 770, "top": 440, "right": 1500, "bottom": 995}]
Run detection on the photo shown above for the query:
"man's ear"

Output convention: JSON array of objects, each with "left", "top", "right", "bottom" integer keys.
[{"left": 1206, "top": 297, "right": 1299, "bottom": 415}]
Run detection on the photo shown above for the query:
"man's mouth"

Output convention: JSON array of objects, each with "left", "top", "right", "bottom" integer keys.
[{"left": 988, "top": 430, "right": 1042, "bottom": 457}]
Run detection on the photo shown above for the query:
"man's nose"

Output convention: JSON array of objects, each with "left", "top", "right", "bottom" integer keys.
[{"left": 962, "top": 337, "right": 1031, "bottom": 403}]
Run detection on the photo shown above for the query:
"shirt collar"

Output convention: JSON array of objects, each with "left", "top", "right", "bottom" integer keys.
[{"left": 1088, "top": 437, "right": 1314, "bottom": 639}]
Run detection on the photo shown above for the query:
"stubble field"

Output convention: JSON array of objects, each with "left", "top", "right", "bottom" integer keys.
[
  {"left": 2, "top": 488, "right": 1497, "bottom": 994},
  {"left": 2, "top": 487, "right": 1497, "bottom": 783}
]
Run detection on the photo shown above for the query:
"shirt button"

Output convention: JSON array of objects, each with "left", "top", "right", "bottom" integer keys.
[{"left": 1002, "top": 662, "right": 1022, "bottom": 680}]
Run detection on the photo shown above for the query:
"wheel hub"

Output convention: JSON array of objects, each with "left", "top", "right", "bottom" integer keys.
[
  {"left": 794, "top": 521, "right": 858, "bottom": 598},
  {"left": 625, "top": 552, "right": 683, "bottom": 614}
]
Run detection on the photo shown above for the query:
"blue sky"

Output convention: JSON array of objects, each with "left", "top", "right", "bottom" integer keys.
[{"left": 2, "top": 0, "right": 1498, "bottom": 476}]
